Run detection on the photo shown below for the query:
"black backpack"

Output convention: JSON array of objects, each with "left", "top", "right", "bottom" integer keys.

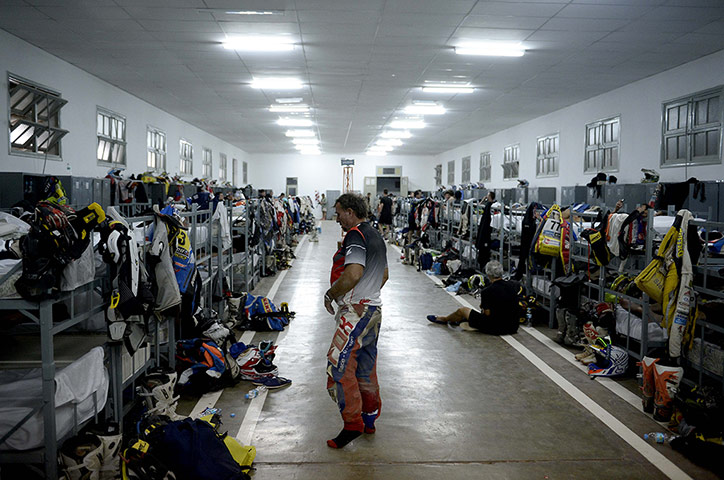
[{"left": 147, "top": 418, "right": 250, "bottom": 480}]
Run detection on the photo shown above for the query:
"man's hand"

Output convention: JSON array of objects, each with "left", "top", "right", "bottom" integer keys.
[{"left": 324, "top": 292, "right": 335, "bottom": 315}]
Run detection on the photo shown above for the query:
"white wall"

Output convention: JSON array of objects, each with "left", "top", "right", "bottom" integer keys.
[
  {"left": 0, "top": 29, "right": 251, "bottom": 183},
  {"left": 249, "top": 153, "right": 436, "bottom": 197},
  {"left": 434, "top": 48, "right": 724, "bottom": 200}
]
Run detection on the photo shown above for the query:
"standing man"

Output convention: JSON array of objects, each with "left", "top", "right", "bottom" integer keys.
[
  {"left": 324, "top": 193, "right": 389, "bottom": 449},
  {"left": 319, "top": 193, "right": 328, "bottom": 220},
  {"left": 365, "top": 192, "right": 374, "bottom": 220},
  {"left": 377, "top": 189, "right": 393, "bottom": 240}
]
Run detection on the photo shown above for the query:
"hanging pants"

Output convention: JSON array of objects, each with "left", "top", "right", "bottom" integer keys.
[{"left": 326, "top": 304, "right": 382, "bottom": 431}]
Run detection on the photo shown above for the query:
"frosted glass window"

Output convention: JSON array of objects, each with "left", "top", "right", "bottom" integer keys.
[
  {"left": 662, "top": 88, "right": 722, "bottom": 167},
  {"left": 180, "top": 139, "right": 193, "bottom": 175},
  {"left": 147, "top": 126, "right": 166, "bottom": 171},
  {"left": 585, "top": 116, "right": 619, "bottom": 173},
  {"left": 97, "top": 107, "right": 126, "bottom": 166},
  {"left": 479, "top": 152, "right": 491, "bottom": 182},
  {"left": 503, "top": 144, "right": 519, "bottom": 180}
]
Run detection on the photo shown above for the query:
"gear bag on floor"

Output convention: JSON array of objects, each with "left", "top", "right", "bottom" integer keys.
[{"left": 241, "top": 294, "right": 294, "bottom": 331}]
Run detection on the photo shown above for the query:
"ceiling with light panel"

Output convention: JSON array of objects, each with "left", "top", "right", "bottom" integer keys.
[{"left": 2, "top": 0, "right": 724, "bottom": 155}]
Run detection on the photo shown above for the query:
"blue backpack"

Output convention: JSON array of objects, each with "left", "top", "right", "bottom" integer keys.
[
  {"left": 419, "top": 252, "right": 433, "bottom": 271},
  {"left": 242, "top": 294, "right": 295, "bottom": 331}
]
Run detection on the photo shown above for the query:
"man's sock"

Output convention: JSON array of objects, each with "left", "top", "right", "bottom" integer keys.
[
  {"left": 362, "top": 411, "right": 378, "bottom": 434},
  {"left": 326, "top": 429, "right": 362, "bottom": 449}
]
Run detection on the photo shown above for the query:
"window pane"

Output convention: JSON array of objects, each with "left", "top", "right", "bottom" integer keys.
[
  {"left": 696, "top": 99, "right": 708, "bottom": 125},
  {"left": 708, "top": 129, "right": 720, "bottom": 156},
  {"left": 98, "top": 113, "right": 104, "bottom": 135},
  {"left": 666, "top": 137, "right": 677, "bottom": 161},
  {"left": 678, "top": 135, "right": 687, "bottom": 159},
  {"left": 708, "top": 96, "right": 719, "bottom": 124},
  {"left": 694, "top": 132, "right": 706, "bottom": 157}
]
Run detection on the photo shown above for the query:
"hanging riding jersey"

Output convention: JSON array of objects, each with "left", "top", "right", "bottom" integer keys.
[
  {"left": 330, "top": 222, "right": 387, "bottom": 306},
  {"left": 160, "top": 205, "right": 196, "bottom": 294}
]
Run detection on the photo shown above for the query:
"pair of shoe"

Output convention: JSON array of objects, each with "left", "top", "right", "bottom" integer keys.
[
  {"left": 426, "top": 315, "right": 460, "bottom": 327},
  {"left": 251, "top": 376, "right": 292, "bottom": 389}
]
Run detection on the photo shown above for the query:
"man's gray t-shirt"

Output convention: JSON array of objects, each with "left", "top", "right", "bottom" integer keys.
[{"left": 331, "top": 222, "right": 387, "bottom": 306}]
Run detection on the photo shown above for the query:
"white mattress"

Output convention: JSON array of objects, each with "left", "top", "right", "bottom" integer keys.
[
  {"left": 614, "top": 305, "right": 667, "bottom": 342},
  {"left": 0, "top": 346, "right": 108, "bottom": 451}
]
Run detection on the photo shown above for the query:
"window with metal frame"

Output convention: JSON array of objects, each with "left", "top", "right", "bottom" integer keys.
[
  {"left": 585, "top": 116, "right": 619, "bottom": 173},
  {"left": 202, "top": 147, "right": 212, "bottom": 178},
  {"left": 461, "top": 156, "right": 471, "bottom": 183},
  {"left": 180, "top": 139, "right": 193, "bottom": 175},
  {"left": 243, "top": 161, "right": 248, "bottom": 184},
  {"left": 536, "top": 133, "right": 559, "bottom": 177},
  {"left": 434, "top": 164, "right": 442, "bottom": 186},
  {"left": 219, "top": 153, "right": 227, "bottom": 181},
  {"left": 662, "top": 87, "right": 722, "bottom": 167},
  {"left": 503, "top": 144, "right": 519, "bottom": 180},
  {"left": 8, "top": 74, "right": 68, "bottom": 158},
  {"left": 479, "top": 152, "right": 491, "bottom": 182},
  {"left": 97, "top": 107, "right": 126, "bottom": 166},
  {"left": 447, "top": 160, "right": 455, "bottom": 184},
  {"left": 147, "top": 126, "right": 166, "bottom": 172}
]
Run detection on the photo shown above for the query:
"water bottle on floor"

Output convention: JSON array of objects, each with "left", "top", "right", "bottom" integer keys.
[
  {"left": 245, "top": 385, "right": 267, "bottom": 400},
  {"left": 643, "top": 432, "right": 677, "bottom": 444},
  {"left": 525, "top": 306, "right": 533, "bottom": 326}
]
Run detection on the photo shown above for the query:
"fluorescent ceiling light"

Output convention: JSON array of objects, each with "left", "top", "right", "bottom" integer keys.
[
  {"left": 223, "top": 37, "right": 294, "bottom": 52},
  {"left": 269, "top": 105, "right": 309, "bottom": 113},
  {"left": 376, "top": 139, "right": 403, "bottom": 146},
  {"left": 277, "top": 118, "right": 314, "bottom": 127},
  {"left": 251, "top": 77, "right": 303, "bottom": 90},
  {"left": 224, "top": 10, "right": 284, "bottom": 15},
  {"left": 275, "top": 97, "right": 303, "bottom": 103},
  {"left": 455, "top": 42, "right": 525, "bottom": 57},
  {"left": 299, "top": 148, "right": 321, "bottom": 155},
  {"left": 403, "top": 104, "right": 446, "bottom": 115},
  {"left": 292, "top": 138, "right": 319, "bottom": 145},
  {"left": 285, "top": 129, "right": 315, "bottom": 137},
  {"left": 421, "top": 85, "right": 474, "bottom": 94},
  {"left": 366, "top": 151, "right": 387, "bottom": 156},
  {"left": 368, "top": 145, "right": 393, "bottom": 152},
  {"left": 380, "top": 130, "right": 412, "bottom": 139},
  {"left": 389, "top": 120, "right": 426, "bottom": 129}
]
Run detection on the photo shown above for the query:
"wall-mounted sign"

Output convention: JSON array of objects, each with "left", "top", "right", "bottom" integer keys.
[{"left": 341, "top": 157, "right": 355, "bottom": 166}]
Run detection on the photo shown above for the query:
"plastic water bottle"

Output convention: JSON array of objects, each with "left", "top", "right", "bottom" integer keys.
[
  {"left": 525, "top": 306, "right": 533, "bottom": 326},
  {"left": 643, "top": 432, "right": 677, "bottom": 444},
  {"left": 245, "top": 385, "right": 267, "bottom": 400}
]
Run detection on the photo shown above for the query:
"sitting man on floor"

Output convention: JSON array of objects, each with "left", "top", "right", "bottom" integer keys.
[{"left": 427, "top": 260, "right": 521, "bottom": 335}]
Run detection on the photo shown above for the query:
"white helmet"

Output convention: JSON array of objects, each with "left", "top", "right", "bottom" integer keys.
[{"left": 588, "top": 344, "right": 628, "bottom": 377}]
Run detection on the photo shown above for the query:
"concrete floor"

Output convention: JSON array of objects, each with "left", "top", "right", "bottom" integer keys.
[{"left": 178, "top": 221, "right": 717, "bottom": 480}]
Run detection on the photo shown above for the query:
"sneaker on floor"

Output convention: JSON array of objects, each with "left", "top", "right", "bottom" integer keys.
[
  {"left": 251, "top": 376, "right": 292, "bottom": 389},
  {"left": 426, "top": 315, "right": 446, "bottom": 325}
]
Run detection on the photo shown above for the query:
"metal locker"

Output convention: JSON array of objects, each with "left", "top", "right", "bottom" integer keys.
[
  {"left": 586, "top": 185, "right": 606, "bottom": 208},
  {"left": 501, "top": 188, "right": 516, "bottom": 204},
  {"left": 685, "top": 181, "right": 720, "bottom": 220},
  {"left": 0, "top": 172, "right": 27, "bottom": 208},
  {"left": 514, "top": 187, "right": 528, "bottom": 204},
  {"left": 529, "top": 187, "right": 556, "bottom": 205},
  {"left": 560, "top": 186, "right": 587, "bottom": 206}
]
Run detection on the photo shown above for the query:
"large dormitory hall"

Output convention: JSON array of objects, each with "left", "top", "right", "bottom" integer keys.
[{"left": 2, "top": 1, "right": 724, "bottom": 479}]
